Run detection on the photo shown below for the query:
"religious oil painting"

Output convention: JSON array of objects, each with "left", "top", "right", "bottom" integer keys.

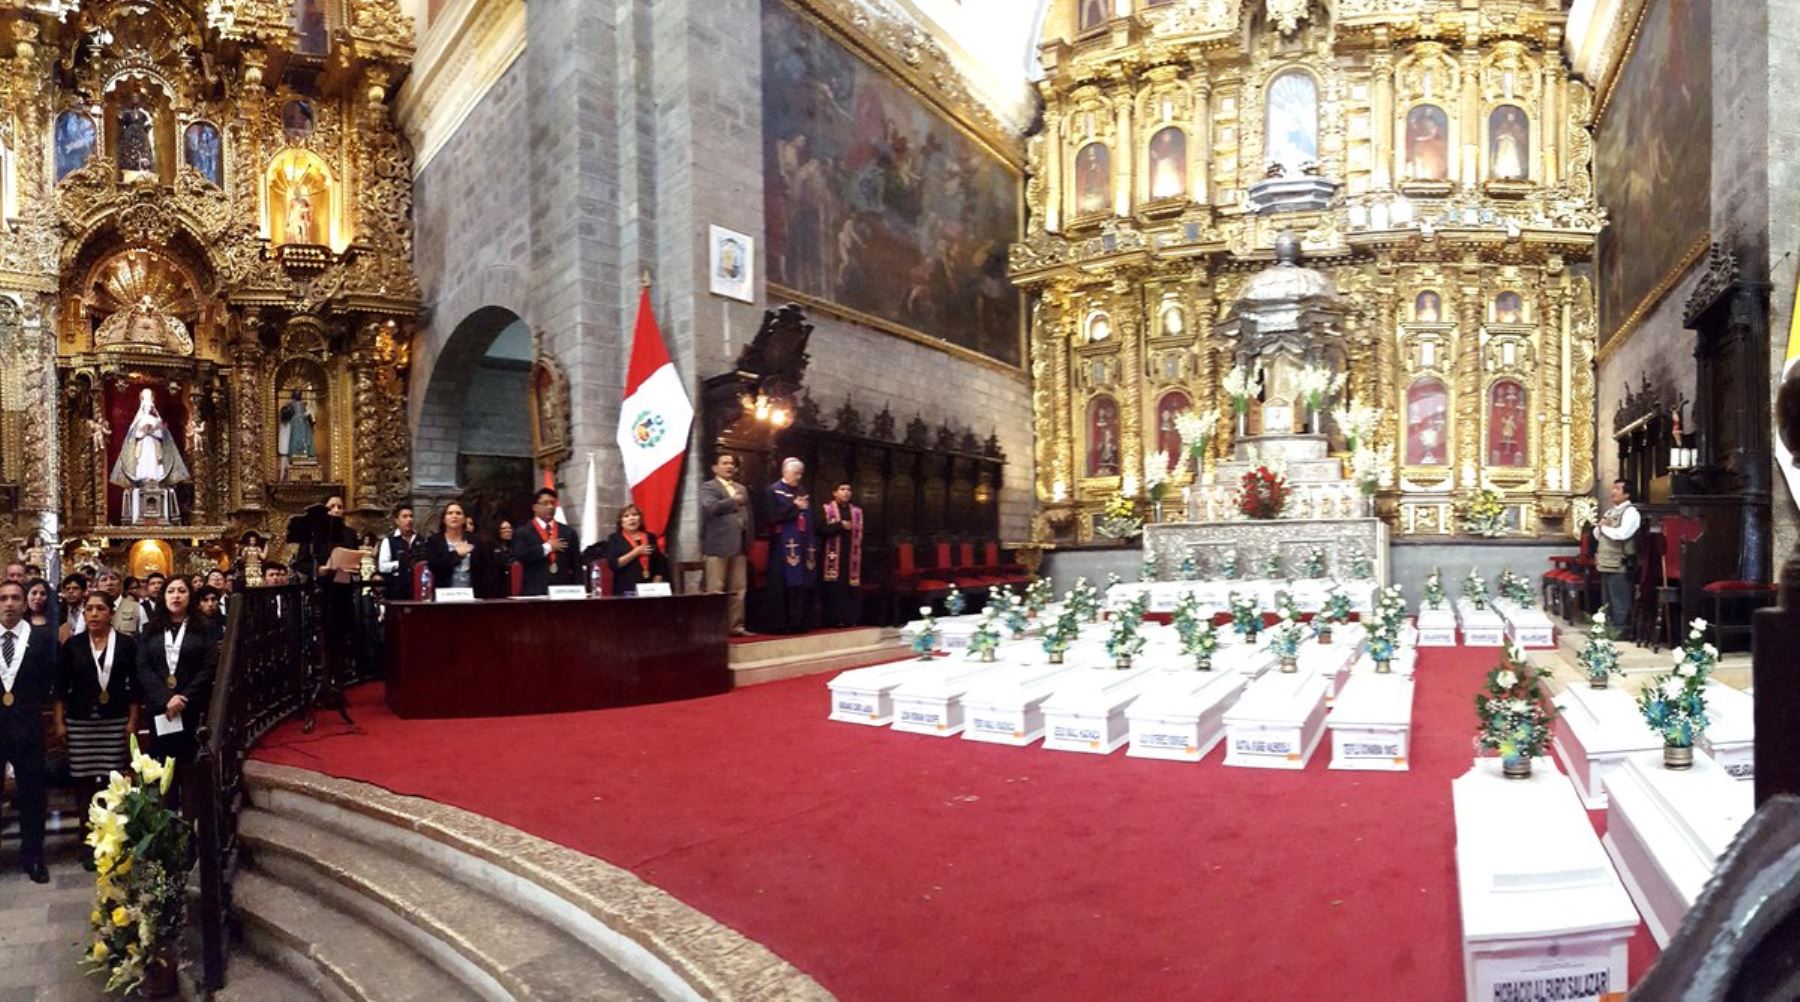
[
  {"left": 762, "top": 0, "right": 1022, "bottom": 366},
  {"left": 1487, "top": 380, "right": 1529, "bottom": 467},
  {"left": 1488, "top": 105, "right": 1529, "bottom": 180},
  {"left": 1078, "top": 0, "right": 1108, "bottom": 32},
  {"left": 55, "top": 111, "right": 95, "bottom": 181},
  {"left": 1405, "top": 378, "right": 1449, "bottom": 466},
  {"left": 1597, "top": 0, "right": 1710, "bottom": 345},
  {"left": 1086, "top": 395, "right": 1120, "bottom": 478},
  {"left": 1074, "top": 142, "right": 1111, "bottom": 216},
  {"left": 1147, "top": 127, "right": 1186, "bottom": 200},
  {"left": 294, "top": 0, "right": 329, "bottom": 55},
  {"left": 1494, "top": 291, "right": 1523, "bottom": 324},
  {"left": 184, "top": 121, "right": 222, "bottom": 186},
  {"left": 1404, "top": 104, "right": 1449, "bottom": 181},
  {"left": 1156, "top": 391, "right": 1191, "bottom": 468},
  {"left": 708, "top": 224, "right": 754, "bottom": 303},
  {"left": 282, "top": 99, "right": 315, "bottom": 143},
  {"left": 1265, "top": 70, "right": 1318, "bottom": 173},
  {"left": 1414, "top": 290, "right": 1442, "bottom": 323}
]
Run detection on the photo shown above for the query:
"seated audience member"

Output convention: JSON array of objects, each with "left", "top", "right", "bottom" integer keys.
[
  {"left": 425, "top": 501, "right": 492, "bottom": 596},
  {"left": 23, "top": 578, "right": 51, "bottom": 628},
  {"left": 56, "top": 591, "right": 138, "bottom": 792},
  {"left": 584, "top": 504, "right": 671, "bottom": 595},
  {"left": 57, "top": 573, "right": 88, "bottom": 643}
]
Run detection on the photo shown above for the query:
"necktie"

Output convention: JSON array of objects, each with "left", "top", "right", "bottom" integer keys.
[{"left": 3, "top": 630, "right": 15, "bottom": 672}]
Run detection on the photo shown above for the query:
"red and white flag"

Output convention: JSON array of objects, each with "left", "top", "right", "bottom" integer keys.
[{"left": 616, "top": 286, "right": 692, "bottom": 537}]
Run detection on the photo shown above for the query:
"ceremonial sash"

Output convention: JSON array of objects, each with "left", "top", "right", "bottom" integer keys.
[
  {"left": 625, "top": 531, "right": 652, "bottom": 576},
  {"left": 535, "top": 518, "right": 558, "bottom": 572},
  {"left": 822, "top": 502, "right": 863, "bottom": 587}
]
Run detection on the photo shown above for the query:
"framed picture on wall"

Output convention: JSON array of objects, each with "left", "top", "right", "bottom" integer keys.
[{"left": 708, "top": 225, "right": 754, "bottom": 303}]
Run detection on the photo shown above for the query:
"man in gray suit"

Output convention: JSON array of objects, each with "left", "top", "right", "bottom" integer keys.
[{"left": 700, "top": 452, "right": 752, "bottom": 635}]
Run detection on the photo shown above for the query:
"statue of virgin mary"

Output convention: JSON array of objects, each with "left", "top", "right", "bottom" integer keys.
[{"left": 109, "top": 388, "right": 191, "bottom": 488}]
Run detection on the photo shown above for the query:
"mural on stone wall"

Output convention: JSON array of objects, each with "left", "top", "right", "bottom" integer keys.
[
  {"left": 762, "top": 0, "right": 1022, "bottom": 367},
  {"left": 1596, "top": 0, "right": 1710, "bottom": 346}
]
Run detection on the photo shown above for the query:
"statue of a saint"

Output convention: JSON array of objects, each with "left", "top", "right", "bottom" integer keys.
[
  {"left": 279, "top": 386, "right": 317, "bottom": 478},
  {"left": 285, "top": 188, "right": 315, "bottom": 244},
  {"left": 109, "top": 388, "right": 191, "bottom": 488},
  {"left": 118, "top": 97, "right": 156, "bottom": 174}
]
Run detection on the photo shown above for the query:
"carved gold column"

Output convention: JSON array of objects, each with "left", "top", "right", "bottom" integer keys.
[
  {"left": 186, "top": 383, "right": 209, "bottom": 524},
  {"left": 1537, "top": 281, "right": 1564, "bottom": 492},
  {"left": 1052, "top": 284, "right": 1075, "bottom": 497},
  {"left": 1192, "top": 74, "right": 1212, "bottom": 206},
  {"left": 1459, "top": 45, "right": 1480, "bottom": 190},
  {"left": 1044, "top": 94, "right": 1064, "bottom": 233},
  {"left": 1371, "top": 39, "right": 1393, "bottom": 190},
  {"left": 1115, "top": 277, "right": 1142, "bottom": 482},
  {"left": 1373, "top": 279, "right": 1399, "bottom": 456},
  {"left": 232, "top": 330, "right": 266, "bottom": 511},
  {"left": 1540, "top": 60, "right": 1561, "bottom": 187},
  {"left": 1456, "top": 282, "right": 1483, "bottom": 486},
  {"left": 1569, "top": 275, "right": 1597, "bottom": 496},
  {"left": 1112, "top": 83, "right": 1133, "bottom": 217}
]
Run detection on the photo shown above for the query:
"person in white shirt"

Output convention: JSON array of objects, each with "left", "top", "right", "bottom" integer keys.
[
  {"left": 377, "top": 503, "right": 425, "bottom": 601},
  {"left": 1595, "top": 478, "right": 1641, "bottom": 629}
]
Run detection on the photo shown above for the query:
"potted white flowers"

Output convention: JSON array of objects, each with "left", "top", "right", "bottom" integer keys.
[
  {"left": 1463, "top": 567, "right": 1489, "bottom": 611},
  {"left": 1107, "top": 594, "right": 1148, "bottom": 669},
  {"left": 1316, "top": 587, "right": 1352, "bottom": 644},
  {"left": 1041, "top": 608, "right": 1078, "bottom": 664},
  {"left": 1577, "top": 607, "right": 1621, "bottom": 688},
  {"left": 1475, "top": 641, "right": 1557, "bottom": 779},
  {"left": 967, "top": 609, "right": 1002, "bottom": 662},
  {"left": 1228, "top": 591, "right": 1262, "bottom": 643},
  {"left": 911, "top": 607, "right": 939, "bottom": 660},
  {"left": 1175, "top": 408, "right": 1220, "bottom": 477},
  {"left": 1637, "top": 618, "right": 1719, "bottom": 769},
  {"left": 1222, "top": 362, "right": 1263, "bottom": 437},
  {"left": 1270, "top": 609, "right": 1305, "bottom": 672},
  {"left": 1422, "top": 567, "right": 1446, "bottom": 610},
  {"left": 1302, "top": 545, "right": 1328, "bottom": 579}
]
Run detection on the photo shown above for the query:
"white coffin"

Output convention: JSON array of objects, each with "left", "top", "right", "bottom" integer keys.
[
  {"left": 1456, "top": 600, "right": 1506, "bottom": 646},
  {"left": 960, "top": 665, "right": 1087, "bottom": 746},
  {"left": 1601, "top": 750, "right": 1754, "bottom": 947},
  {"left": 1328, "top": 673, "right": 1415, "bottom": 771},
  {"left": 898, "top": 615, "right": 983, "bottom": 653},
  {"left": 1212, "top": 642, "right": 1276, "bottom": 678},
  {"left": 1222, "top": 669, "right": 1330, "bottom": 769},
  {"left": 1552, "top": 681, "right": 1663, "bottom": 809},
  {"left": 1125, "top": 668, "right": 1249, "bottom": 762},
  {"left": 1297, "top": 637, "right": 1361, "bottom": 701},
  {"left": 891, "top": 661, "right": 1015, "bottom": 736},
  {"left": 1699, "top": 681, "right": 1754, "bottom": 780},
  {"left": 1500, "top": 605, "right": 1556, "bottom": 649},
  {"left": 1417, "top": 608, "right": 1457, "bottom": 646},
  {"left": 1041, "top": 666, "right": 1158, "bottom": 754},
  {"left": 1454, "top": 758, "right": 1639, "bottom": 1002},
  {"left": 828, "top": 659, "right": 939, "bottom": 725}
]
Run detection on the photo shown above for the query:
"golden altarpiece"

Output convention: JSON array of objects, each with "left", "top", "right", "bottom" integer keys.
[
  {"left": 1012, "top": 0, "right": 1603, "bottom": 543},
  {"left": 0, "top": 0, "right": 417, "bottom": 577}
]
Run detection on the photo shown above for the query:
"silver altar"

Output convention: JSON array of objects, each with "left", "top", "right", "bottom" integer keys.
[{"left": 1142, "top": 517, "right": 1389, "bottom": 586}]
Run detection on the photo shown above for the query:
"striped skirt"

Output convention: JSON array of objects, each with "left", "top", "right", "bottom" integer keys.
[{"left": 66, "top": 715, "right": 131, "bottom": 780}]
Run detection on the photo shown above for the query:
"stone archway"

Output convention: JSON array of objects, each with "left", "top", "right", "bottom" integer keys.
[{"left": 413, "top": 305, "right": 535, "bottom": 531}]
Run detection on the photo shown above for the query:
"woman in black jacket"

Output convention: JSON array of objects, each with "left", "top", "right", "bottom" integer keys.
[
  {"left": 423, "top": 500, "right": 493, "bottom": 597},
  {"left": 582, "top": 504, "right": 671, "bottom": 595},
  {"left": 136, "top": 576, "right": 219, "bottom": 777},
  {"left": 56, "top": 592, "right": 139, "bottom": 789}
]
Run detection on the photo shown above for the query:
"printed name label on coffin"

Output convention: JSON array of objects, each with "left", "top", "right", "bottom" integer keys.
[
  {"left": 972, "top": 717, "right": 1015, "bottom": 733},
  {"left": 901, "top": 709, "right": 940, "bottom": 726},
  {"left": 1232, "top": 737, "right": 1294, "bottom": 756},
  {"left": 1485, "top": 968, "right": 1611, "bottom": 1002},
  {"left": 1342, "top": 742, "right": 1401, "bottom": 758},
  {"left": 1137, "top": 732, "right": 1190, "bottom": 749},
  {"left": 1052, "top": 724, "right": 1102, "bottom": 743},
  {"left": 836, "top": 699, "right": 874, "bottom": 716}
]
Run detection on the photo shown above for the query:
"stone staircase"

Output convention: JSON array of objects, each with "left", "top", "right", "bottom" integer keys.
[
  {"left": 223, "top": 761, "right": 830, "bottom": 1001},
  {"left": 727, "top": 626, "right": 905, "bottom": 686}
]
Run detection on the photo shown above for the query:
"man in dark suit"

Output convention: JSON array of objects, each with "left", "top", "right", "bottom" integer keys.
[
  {"left": 699, "top": 453, "right": 752, "bottom": 635},
  {"left": 513, "top": 487, "right": 578, "bottom": 595},
  {"left": 0, "top": 580, "right": 53, "bottom": 882},
  {"left": 377, "top": 502, "right": 425, "bottom": 601}
]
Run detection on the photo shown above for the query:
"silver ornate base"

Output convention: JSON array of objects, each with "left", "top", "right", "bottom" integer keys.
[{"left": 1144, "top": 517, "right": 1387, "bottom": 584}]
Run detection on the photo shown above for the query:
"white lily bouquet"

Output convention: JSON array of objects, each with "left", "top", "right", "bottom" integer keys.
[
  {"left": 1222, "top": 362, "right": 1263, "bottom": 416},
  {"left": 1330, "top": 404, "right": 1382, "bottom": 453},
  {"left": 1143, "top": 449, "right": 1184, "bottom": 505},
  {"left": 1228, "top": 591, "right": 1263, "bottom": 641},
  {"left": 967, "top": 609, "right": 1002, "bottom": 661},
  {"left": 1295, "top": 363, "right": 1347, "bottom": 415},
  {"left": 1637, "top": 619, "right": 1719, "bottom": 763},
  {"left": 1302, "top": 545, "right": 1328, "bottom": 578},
  {"left": 1577, "top": 606, "right": 1622, "bottom": 687},
  {"left": 1175, "top": 408, "right": 1221, "bottom": 468},
  {"left": 82, "top": 737, "right": 191, "bottom": 995},
  {"left": 1349, "top": 447, "right": 1386, "bottom": 497},
  {"left": 1042, "top": 608, "right": 1079, "bottom": 663},
  {"left": 945, "top": 584, "right": 967, "bottom": 616},
  {"left": 1106, "top": 594, "right": 1149, "bottom": 667},
  {"left": 911, "top": 607, "right": 940, "bottom": 659},
  {"left": 1141, "top": 542, "right": 1159, "bottom": 583},
  {"left": 1024, "top": 577, "right": 1053, "bottom": 616},
  {"left": 1270, "top": 609, "right": 1306, "bottom": 668},
  {"left": 1463, "top": 567, "right": 1489, "bottom": 611},
  {"left": 1422, "top": 567, "right": 1446, "bottom": 610}
]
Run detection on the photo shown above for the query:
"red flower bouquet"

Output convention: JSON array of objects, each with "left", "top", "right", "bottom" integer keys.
[{"left": 1238, "top": 466, "right": 1289, "bottom": 520}]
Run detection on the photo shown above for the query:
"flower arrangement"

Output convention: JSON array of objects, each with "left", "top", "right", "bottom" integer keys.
[
  {"left": 1228, "top": 591, "right": 1263, "bottom": 641},
  {"left": 1177, "top": 552, "right": 1199, "bottom": 581},
  {"left": 1238, "top": 466, "right": 1290, "bottom": 520},
  {"left": 1098, "top": 492, "right": 1144, "bottom": 540},
  {"left": 1498, "top": 569, "right": 1533, "bottom": 607},
  {"left": 1346, "top": 554, "right": 1372, "bottom": 579},
  {"left": 1142, "top": 449, "right": 1185, "bottom": 507},
  {"left": 1106, "top": 594, "right": 1148, "bottom": 667},
  {"left": 1463, "top": 567, "right": 1489, "bottom": 611},
  {"left": 1172, "top": 590, "right": 1204, "bottom": 642},
  {"left": 967, "top": 610, "right": 1002, "bottom": 661},
  {"left": 1368, "top": 585, "right": 1407, "bottom": 670},
  {"left": 1042, "top": 608, "right": 1079, "bottom": 663},
  {"left": 911, "top": 607, "right": 940, "bottom": 659},
  {"left": 1024, "top": 577, "right": 1053, "bottom": 616},
  {"left": 81, "top": 737, "right": 192, "bottom": 995},
  {"left": 1330, "top": 404, "right": 1382, "bottom": 453},
  {"left": 1140, "top": 543, "right": 1159, "bottom": 583},
  {"left": 1263, "top": 550, "right": 1285, "bottom": 580},
  {"left": 1302, "top": 545, "right": 1328, "bottom": 579},
  {"left": 1367, "top": 627, "right": 1399, "bottom": 667},
  {"left": 1422, "top": 567, "right": 1446, "bottom": 610},
  {"left": 1001, "top": 589, "right": 1030, "bottom": 638},
  {"left": 984, "top": 584, "right": 1015, "bottom": 619},
  {"left": 1270, "top": 610, "right": 1305, "bottom": 668},
  {"left": 1316, "top": 587, "right": 1352, "bottom": 640},
  {"left": 1175, "top": 408, "right": 1221, "bottom": 467},
  {"left": 1475, "top": 641, "right": 1558, "bottom": 775},
  {"left": 1462, "top": 487, "right": 1507, "bottom": 538},
  {"left": 1219, "top": 548, "right": 1240, "bottom": 580},
  {"left": 1295, "top": 364, "right": 1347, "bottom": 415},
  {"left": 945, "top": 585, "right": 967, "bottom": 617},
  {"left": 1348, "top": 447, "right": 1386, "bottom": 498},
  {"left": 1637, "top": 619, "right": 1719, "bottom": 761},
  {"left": 1174, "top": 593, "right": 1221, "bottom": 669},
  {"left": 1068, "top": 577, "right": 1101, "bottom": 622},
  {"left": 1273, "top": 589, "right": 1300, "bottom": 623},
  {"left": 1222, "top": 362, "right": 1264, "bottom": 415},
  {"left": 1577, "top": 607, "right": 1622, "bottom": 687}
]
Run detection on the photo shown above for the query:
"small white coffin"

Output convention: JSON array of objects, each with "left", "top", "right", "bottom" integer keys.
[
  {"left": 1699, "top": 681, "right": 1754, "bottom": 780},
  {"left": 1040, "top": 666, "right": 1158, "bottom": 754},
  {"left": 1352, "top": 647, "right": 1418, "bottom": 678},
  {"left": 960, "top": 664, "right": 1087, "bottom": 746},
  {"left": 1456, "top": 600, "right": 1506, "bottom": 646},
  {"left": 1125, "top": 668, "right": 1248, "bottom": 762},
  {"left": 1328, "top": 673, "right": 1414, "bottom": 771},
  {"left": 891, "top": 660, "right": 1014, "bottom": 736},
  {"left": 1552, "top": 681, "right": 1663, "bottom": 809},
  {"left": 1221, "top": 669, "right": 1330, "bottom": 769},
  {"left": 1297, "top": 638, "right": 1360, "bottom": 701},
  {"left": 1416, "top": 607, "right": 1457, "bottom": 646},
  {"left": 1213, "top": 642, "right": 1277, "bottom": 678},
  {"left": 1499, "top": 604, "right": 1556, "bottom": 649},
  {"left": 828, "top": 659, "right": 938, "bottom": 725},
  {"left": 898, "top": 615, "right": 983, "bottom": 653},
  {"left": 1454, "top": 758, "right": 1638, "bottom": 1002},
  {"left": 1601, "top": 750, "right": 1754, "bottom": 947}
]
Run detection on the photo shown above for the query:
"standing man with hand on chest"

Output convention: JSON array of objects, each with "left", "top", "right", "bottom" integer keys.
[
  {"left": 0, "top": 580, "right": 54, "bottom": 882},
  {"left": 700, "top": 453, "right": 752, "bottom": 635},
  {"left": 819, "top": 482, "right": 864, "bottom": 627},
  {"left": 513, "top": 487, "right": 579, "bottom": 595}
]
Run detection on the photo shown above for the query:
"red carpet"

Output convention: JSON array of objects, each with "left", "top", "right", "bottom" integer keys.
[{"left": 254, "top": 648, "right": 1659, "bottom": 999}]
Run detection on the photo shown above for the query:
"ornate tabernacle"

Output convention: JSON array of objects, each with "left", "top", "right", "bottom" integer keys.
[
  {"left": 0, "top": 0, "right": 419, "bottom": 572},
  {"left": 1015, "top": 0, "right": 1601, "bottom": 543}
]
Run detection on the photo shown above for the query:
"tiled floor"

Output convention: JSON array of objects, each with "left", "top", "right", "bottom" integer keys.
[{"left": 0, "top": 837, "right": 116, "bottom": 1002}]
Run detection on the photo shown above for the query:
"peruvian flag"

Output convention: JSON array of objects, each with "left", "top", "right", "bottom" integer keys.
[{"left": 616, "top": 286, "right": 692, "bottom": 537}]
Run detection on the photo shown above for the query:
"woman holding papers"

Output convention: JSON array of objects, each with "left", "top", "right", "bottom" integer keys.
[
  {"left": 135, "top": 576, "right": 219, "bottom": 783},
  {"left": 56, "top": 592, "right": 139, "bottom": 787}
]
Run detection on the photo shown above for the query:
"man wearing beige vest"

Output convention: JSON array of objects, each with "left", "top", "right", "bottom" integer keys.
[
  {"left": 700, "top": 453, "right": 752, "bottom": 635},
  {"left": 1596, "top": 478, "right": 1640, "bottom": 629}
]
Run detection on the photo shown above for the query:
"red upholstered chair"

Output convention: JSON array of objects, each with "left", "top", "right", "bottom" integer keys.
[
  {"left": 1547, "top": 531, "right": 1596, "bottom": 622},
  {"left": 509, "top": 562, "right": 523, "bottom": 597},
  {"left": 747, "top": 539, "right": 770, "bottom": 591},
  {"left": 1703, "top": 579, "right": 1777, "bottom": 654},
  {"left": 1651, "top": 516, "right": 1703, "bottom": 651}
]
